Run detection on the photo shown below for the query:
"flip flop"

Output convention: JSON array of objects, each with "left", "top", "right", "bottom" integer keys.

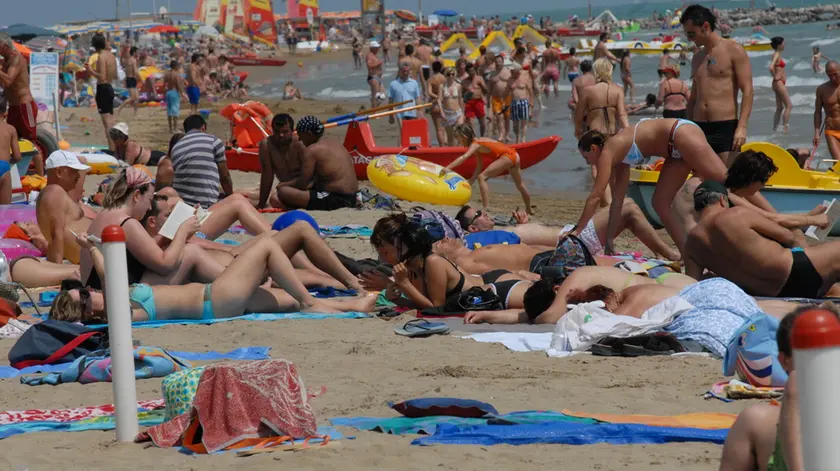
[{"left": 394, "top": 319, "right": 450, "bottom": 338}]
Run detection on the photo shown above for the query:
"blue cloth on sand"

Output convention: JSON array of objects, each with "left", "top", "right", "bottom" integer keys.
[
  {"left": 165, "top": 89, "right": 180, "bottom": 116},
  {"left": 665, "top": 278, "right": 764, "bottom": 357},
  {"left": 411, "top": 421, "right": 728, "bottom": 446},
  {"left": 0, "top": 347, "right": 271, "bottom": 378}
]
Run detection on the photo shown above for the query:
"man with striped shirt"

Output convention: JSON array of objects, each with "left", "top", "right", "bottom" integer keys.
[{"left": 169, "top": 115, "right": 233, "bottom": 208}]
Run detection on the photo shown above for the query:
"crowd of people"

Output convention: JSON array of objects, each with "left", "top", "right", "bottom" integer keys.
[{"left": 3, "top": 5, "right": 840, "bottom": 469}]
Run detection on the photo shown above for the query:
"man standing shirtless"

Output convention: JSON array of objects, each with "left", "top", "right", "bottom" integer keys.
[
  {"left": 366, "top": 41, "right": 385, "bottom": 108},
  {"left": 681, "top": 4, "right": 753, "bottom": 164},
  {"left": 594, "top": 32, "right": 618, "bottom": 63},
  {"left": 488, "top": 55, "right": 512, "bottom": 141},
  {"left": 541, "top": 40, "right": 562, "bottom": 97},
  {"left": 85, "top": 34, "right": 118, "bottom": 150},
  {"left": 463, "top": 63, "right": 489, "bottom": 137},
  {"left": 117, "top": 46, "right": 139, "bottom": 116},
  {"left": 36, "top": 151, "right": 93, "bottom": 264},
  {"left": 686, "top": 181, "right": 840, "bottom": 298},
  {"left": 164, "top": 61, "right": 187, "bottom": 133},
  {"left": 403, "top": 44, "right": 426, "bottom": 102},
  {"left": 508, "top": 64, "right": 533, "bottom": 143},
  {"left": 562, "top": 47, "right": 581, "bottom": 84},
  {"left": 257, "top": 114, "right": 304, "bottom": 209},
  {"left": 186, "top": 54, "right": 203, "bottom": 116},
  {"left": 569, "top": 59, "right": 595, "bottom": 113},
  {"left": 814, "top": 61, "right": 840, "bottom": 161},
  {"left": 657, "top": 49, "right": 671, "bottom": 81},
  {"left": 274, "top": 116, "right": 358, "bottom": 211},
  {"left": 0, "top": 33, "right": 44, "bottom": 175},
  {"left": 416, "top": 39, "right": 434, "bottom": 91}
]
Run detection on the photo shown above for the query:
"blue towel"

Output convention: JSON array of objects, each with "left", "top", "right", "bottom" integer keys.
[
  {"left": 320, "top": 225, "right": 373, "bottom": 237},
  {"left": 0, "top": 347, "right": 272, "bottom": 378},
  {"left": 411, "top": 421, "right": 728, "bottom": 446},
  {"left": 310, "top": 287, "right": 358, "bottom": 298},
  {"left": 331, "top": 411, "right": 595, "bottom": 435},
  {"left": 86, "top": 311, "right": 369, "bottom": 329}
]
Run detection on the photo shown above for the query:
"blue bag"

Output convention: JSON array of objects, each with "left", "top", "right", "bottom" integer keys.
[{"left": 722, "top": 313, "right": 789, "bottom": 387}]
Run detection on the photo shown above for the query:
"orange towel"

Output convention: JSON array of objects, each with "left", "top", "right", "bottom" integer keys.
[{"left": 561, "top": 410, "right": 737, "bottom": 430}]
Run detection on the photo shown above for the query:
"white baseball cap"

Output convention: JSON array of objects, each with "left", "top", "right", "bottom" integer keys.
[
  {"left": 369, "top": 40, "right": 381, "bottom": 48},
  {"left": 110, "top": 122, "right": 129, "bottom": 137},
  {"left": 45, "top": 150, "right": 91, "bottom": 171}
]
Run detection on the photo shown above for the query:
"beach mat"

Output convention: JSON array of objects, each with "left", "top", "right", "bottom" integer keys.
[
  {"left": 0, "top": 400, "right": 166, "bottom": 439},
  {"left": 330, "top": 411, "right": 596, "bottom": 435},
  {"left": 440, "top": 319, "right": 556, "bottom": 334},
  {"left": 0, "top": 347, "right": 272, "bottom": 378},
  {"left": 411, "top": 421, "right": 729, "bottom": 446},
  {"left": 86, "top": 311, "right": 369, "bottom": 329},
  {"left": 561, "top": 410, "right": 737, "bottom": 430}
]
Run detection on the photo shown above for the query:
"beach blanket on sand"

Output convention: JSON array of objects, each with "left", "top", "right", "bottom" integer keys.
[
  {"left": 561, "top": 410, "right": 737, "bottom": 429},
  {"left": 320, "top": 225, "right": 372, "bottom": 238},
  {"left": 0, "top": 346, "right": 271, "bottom": 378},
  {"left": 0, "top": 406, "right": 166, "bottom": 440},
  {"left": 138, "top": 359, "right": 318, "bottom": 454},
  {"left": 411, "top": 421, "right": 729, "bottom": 446},
  {"left": 85, "top": 311, "right": 369, "bottom": 329},
  {"left": 0, "top": 399, "right": 165, "bottom": 426},
  {"left": 331, "top": 411, "right": 597, "bottom": 435},
  {"left": 20, "top": 346, "right": 190, "bottom": 386}
]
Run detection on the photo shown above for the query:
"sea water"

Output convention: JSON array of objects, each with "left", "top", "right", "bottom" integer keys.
[{"left": 249, "top": 23, "right": 840, "bottom": 193}]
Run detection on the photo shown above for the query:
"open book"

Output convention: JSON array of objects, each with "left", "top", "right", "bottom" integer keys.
[
  {"left": 159, "top": 201, "right": 211, "bottom": 240},
  {"left": 805, "top": 199, "right": 840, "bottom": 241}
]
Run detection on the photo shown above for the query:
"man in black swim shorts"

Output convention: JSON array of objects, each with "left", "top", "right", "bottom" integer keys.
[
  {"left": 686, "top": 181, "right": 840, "bottom": 298},
  {"left": 274, "top": 116, "right": 359, "bottom": 211}
]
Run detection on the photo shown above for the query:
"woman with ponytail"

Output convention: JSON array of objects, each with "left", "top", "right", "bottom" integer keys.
[{"left": 80, "top": 167, "right": 225, "bottom": 289}]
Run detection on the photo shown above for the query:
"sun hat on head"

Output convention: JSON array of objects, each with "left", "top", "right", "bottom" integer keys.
[
  {"left": 369, "top": 40, "right": 380, "bottom": 48},
  {"left": 110, "top": 122, "right": 129, "bottom": 137}
]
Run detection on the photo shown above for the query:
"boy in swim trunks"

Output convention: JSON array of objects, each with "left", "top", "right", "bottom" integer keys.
[
  {"left": 164, "top": 61, "right": 187, "bottom": 133},
  {"left": 186, "top": 53, "right": 203, "bottom": 115},
  {"left": 563, "top": 47, "right": 581, "bottom": 83},
  {"left": 0, "top": 97, "right": 21, "bottom": 204}
]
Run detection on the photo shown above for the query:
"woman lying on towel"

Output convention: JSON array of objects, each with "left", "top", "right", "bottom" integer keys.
[
  {"left": 50, "top": 232, "right": 376, "bottom": 323},
  {"left": 464, "top": 266, "right": 696, "bottom": 324},
  {"left": 370, "top": 213, "right": 534, "bottom": 309}
]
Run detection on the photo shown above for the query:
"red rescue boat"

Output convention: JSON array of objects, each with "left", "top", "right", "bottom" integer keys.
[
  {"left": 225, "top": 122, "right": 560, "bottom": 179},
  {"left": 227, "top": 57, "right": 287, "bottom": 67}
]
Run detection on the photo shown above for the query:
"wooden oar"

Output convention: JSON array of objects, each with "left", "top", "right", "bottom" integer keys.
[
  {"left": 324, "top": 103, "right": 433, "bottom": 129},
  {"left": 325, "top": 100, "right": 413, "bottom": 123}
]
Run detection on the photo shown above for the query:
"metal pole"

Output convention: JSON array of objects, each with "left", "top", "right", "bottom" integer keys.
[
  {"left": 418, "top": 0, "right": 423, "bottom": 25},
  {"left": 116, "top": 0, "right": 121, "bottom": 20},
  {"left": 128, "top": 0, "right": 133, "bottom": 39}
]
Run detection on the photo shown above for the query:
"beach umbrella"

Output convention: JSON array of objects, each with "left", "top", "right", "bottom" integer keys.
[
  {"left": 433, "top": 10, "right": 458, "bottom": 17},
  {"left": 394, "top": 10, "right": 418, "bottom": 22},
  {"left": 148, "top": 25, "right": 179, "bottom": 34},
  {"left": 0, "top": 24, "right": 63, "bottom": 41}
]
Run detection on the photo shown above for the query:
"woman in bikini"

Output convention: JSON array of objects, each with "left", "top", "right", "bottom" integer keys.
[
  {"left": 618, "top": 50, "right": 635, "bottom": 103},
  {"left": 575, "top": 58, "right": 628, "bottom": 139},
  {"left": 575, "top": 118, "right": 728, "bottom": 257},
  {"left": 80, "top": 167, "right": 226, "bottom": 290},
  {"left": 51, "top": 232, "right": 374, "bottom": 323},
  {"left": 108, "top": 123, "right": 167, "bottom": 166},
  {"left": 770, "top": 37, "right": 792, "bottom": 133},
  {"left": 370, "top": 213, "right": 529, "bottom": 309},
  {"left": 442, "top": 123, "right": 532, "bottom": 214},
  {"left": 439, "top": 68, "right": 465, "bottom": 145},
  {"left": 656, "top": 62, "right": 689, "bottom": 119}
]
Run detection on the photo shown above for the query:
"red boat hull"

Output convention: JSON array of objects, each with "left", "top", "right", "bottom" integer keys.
[
  {"left": 227, "top": 57, "right": 287, "bottom": 67},
  {"left": 225, "top": 122, "right": 561, "bottom": 179}
]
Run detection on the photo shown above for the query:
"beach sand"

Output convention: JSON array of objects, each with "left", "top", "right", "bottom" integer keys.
[{"left": 0, "top": 64, "right": 746, "bottom": 470}]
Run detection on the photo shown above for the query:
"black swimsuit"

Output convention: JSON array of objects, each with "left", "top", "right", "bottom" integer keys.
[
  {"left": 123, "top": 141, "right": 165, "bottom": 166},
  {"left": 482, "top": 269, "right": 511, "bottom": 284},
  {"left": 661, "top": 82, "right": 688, "bottom": 119},
  {"left": 85, "top": 218, "right": 147, "bottom": 289},
  {"left": 488, "top": 280, "right": 527, "bottom": 309},
  {"left": 585, "top": 83, "right": 617, "bottom": 135}
]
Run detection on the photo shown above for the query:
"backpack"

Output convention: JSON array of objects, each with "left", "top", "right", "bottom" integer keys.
[
  {"left": 419, "top": 287, "right": 504, "bottom": 317},
  {"left": 538, "top": 233, "right": 596, "bottom": 280},
  {"left": 410, "top": 208, "right": 466, "bottom": 242},
  {"left": 8, "top": 320, "right": 109, "bottom": 369},
  {"left": 722, "top": 313, "right": 789, "bottom": 387}
]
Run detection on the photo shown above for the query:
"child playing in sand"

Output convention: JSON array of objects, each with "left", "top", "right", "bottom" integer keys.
[
  {"left": 164, "top": 60, "right": 188, "bottom": 133},
  {"left": 0, "top": 97, "right": 21, "bottom": 204}
]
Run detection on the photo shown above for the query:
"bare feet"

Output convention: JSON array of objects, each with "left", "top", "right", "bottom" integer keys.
[{"left": 299, "top": 301, "right": 342, "bottom": 314}]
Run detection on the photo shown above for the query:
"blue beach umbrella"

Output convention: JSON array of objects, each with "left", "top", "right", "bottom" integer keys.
[{"left": 433, "top": 10, "right": 458, "bottom": 17}]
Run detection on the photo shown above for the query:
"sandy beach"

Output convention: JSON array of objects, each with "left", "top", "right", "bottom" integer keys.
[{"left": 0, "top": 53, "right": 747, "bottom": 470}]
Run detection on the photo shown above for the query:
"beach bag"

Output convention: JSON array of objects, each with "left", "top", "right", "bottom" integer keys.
[
  {"left": 8, "top": 320, "right": 108, "bottom": 369},
  {"left": 162, "top": 366, "right": 207, "bottom": 420},
  {"left": 443, "top": 287, "right": 504, "bottom": 312},
  {"left": 410, "top": 208, "right": 466, "bottom": 242},
  {"left": 723, "top": 313, "right": 789, "bottom": 388},
  {"left": 541, "top": 233, "right": 596, "bottom": 280}
]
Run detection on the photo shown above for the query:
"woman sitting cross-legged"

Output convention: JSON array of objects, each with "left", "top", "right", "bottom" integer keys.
[{"left": 51, "top": 232, "right": 375, "bottom": 322}]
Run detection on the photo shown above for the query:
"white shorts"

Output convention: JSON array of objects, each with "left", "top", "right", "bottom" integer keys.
[{"left": 561, "top": 220, "right": 603, "bottom": 255}]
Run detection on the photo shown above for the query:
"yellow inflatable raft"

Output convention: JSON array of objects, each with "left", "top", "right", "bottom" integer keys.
[{"left": 367, "top": 155, "right": 472, "bottom": 206}]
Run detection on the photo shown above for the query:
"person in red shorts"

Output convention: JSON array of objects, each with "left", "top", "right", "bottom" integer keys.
[
  {"left": 0, "top": 33, "right": 44, "bottom": 175},
  {"left": 462, "top": 62, "right": 488, "bottom": 137}
]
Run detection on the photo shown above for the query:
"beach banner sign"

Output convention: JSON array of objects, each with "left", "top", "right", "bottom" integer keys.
[
  {"left": 29, "top": 53, "right": 59, "bottom": 113},
  {"left": 362, "top": 0, "right": 383, "bottom": 14}
]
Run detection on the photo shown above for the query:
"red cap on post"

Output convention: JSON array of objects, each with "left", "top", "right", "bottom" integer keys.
[
  {"left": 791, "top": 309, "right": 840, "bottom": 350},
  {"left": 101, "top": 225, "right": 126, "bottom": 243}
]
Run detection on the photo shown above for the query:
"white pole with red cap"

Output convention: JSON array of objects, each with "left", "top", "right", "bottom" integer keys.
[
  {"left": 101, "top": 225, "right": 139, "bottom": 442},
  {"left": 791, "top": 308, "right": 840, "bottom": 470}
]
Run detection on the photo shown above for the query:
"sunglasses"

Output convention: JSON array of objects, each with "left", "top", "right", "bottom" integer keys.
[
  {"left": 78, "top": 288, "right": 93, "bottom": 318},
  {"left": 469, "top": 209, "right": 484, "bottom": 226}
]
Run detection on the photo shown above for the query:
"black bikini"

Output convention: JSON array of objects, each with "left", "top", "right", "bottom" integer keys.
[
  {"left": 122, "top": 140, "right": 166, "bottom": 166},
  {"left": 482, "top": 269, "right": 511, "bottom": 284},
  {"left": 85, "top": 218, "right": 147, "bottom": 289},
  {"left": 585, "top": 83, "right": 617, "bottom": 135},
  {"left": 488, "top": 280, "right": 527, "bottom": 309},
  {"left": 662, "top": 81, "right": 688, "bottom": 119}
]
